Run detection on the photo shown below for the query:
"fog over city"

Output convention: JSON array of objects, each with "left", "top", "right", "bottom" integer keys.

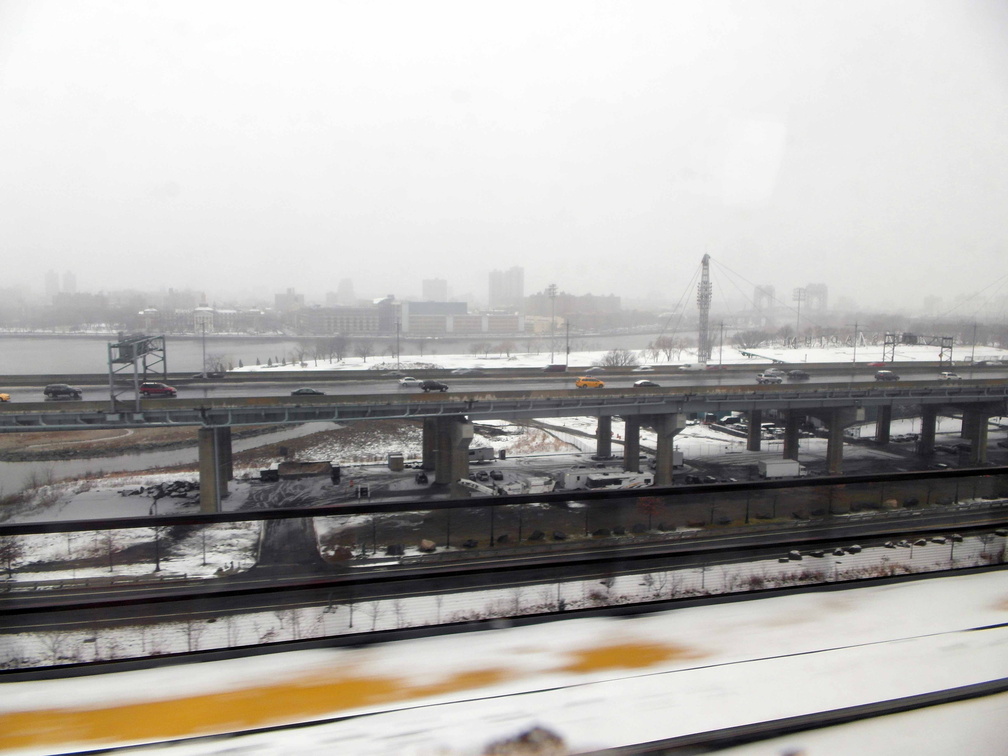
[{"left": 1, "top": 0, "right": 1007, "bottom": 313}]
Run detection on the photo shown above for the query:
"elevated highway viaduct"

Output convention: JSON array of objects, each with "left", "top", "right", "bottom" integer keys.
[{"left": 1, "top": 380, "right": 1006, "bottom": 511}]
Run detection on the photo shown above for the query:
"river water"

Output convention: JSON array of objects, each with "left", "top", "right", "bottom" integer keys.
[{"left": 0, "top": 422, "right": 337, "bottom": 493}]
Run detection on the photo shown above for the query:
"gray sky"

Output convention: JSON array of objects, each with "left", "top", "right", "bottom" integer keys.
[{"left": 1, "top": 0, "right": 1006, "bottom": 311}]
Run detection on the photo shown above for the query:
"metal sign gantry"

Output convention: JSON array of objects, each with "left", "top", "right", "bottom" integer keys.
[
  {"left": 882, "top": 332, "right": 954, "bottom": 365},
  {"left": 107, "top": 334, "right": 167, "bottom": 411}
]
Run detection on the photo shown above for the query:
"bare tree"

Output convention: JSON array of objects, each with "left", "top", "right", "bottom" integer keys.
[
  {"left": 364, "top": 601, "right": 384, "bottom": 631},
  {"left": 38, "top": 631, "right": 71, "bottom": 664},
  {"left": 186, "top": 619, "right": 206, "bottom": 652},
  {"left": 0, "top": 535, "right": 25, "bottom": 577},
  {"left": 354, "top": 340, "right": 374, "bottom": 363},
  {"left": 598, "top": 349, "right": 639, "bottom": 367},
  {"left": 102, "top": 530, "right": 120, "bottom": 573}
]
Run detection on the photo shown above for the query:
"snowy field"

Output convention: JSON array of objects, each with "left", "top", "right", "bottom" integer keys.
[
  {"left": 228, "top": 343, "right": 1008, "bottom": 373},
  {"left": 1, "top": 570, "right": 1006, "bottom": 755}
]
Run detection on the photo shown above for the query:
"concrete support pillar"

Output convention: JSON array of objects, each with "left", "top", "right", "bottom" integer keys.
[
  {"left": 652, "top": 414, "right": 686, "bottom": 486},
  {"left": 433, "top": 417, "right": 474, "bottom": 495},
  {"left": 421, "top": 418, "right": 437, "bottom": 470},
  {"left": 783, "top": 411, "right": 802, "bottom": 461},
  {"left": 960, "top": 411, "right": 977, "bottom": 440},
  {"left": 919, "top": 406, "right": 937, "bottom": 456},
  {"left": 198, "top": 427, "right": 230, "bottom": 514},
  {"left": 962, "top": 408, "right": 989, "bottom": 465},
  {"left": 875, "top": 405, "right": 892, "bottom": 445},
  {"left": 747, "top": 409, "right": 763, "bottom": 452},
  {"left": 826, "top": 409, "right": 846, "bottom": 475},
  {"left": 596, "top": 415, "right": 613, "bottom": 459},
  {"left": 623, "top": 416, "right": 641, "bottom": 473}
]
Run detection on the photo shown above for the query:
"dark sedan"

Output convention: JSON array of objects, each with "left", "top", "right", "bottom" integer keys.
[{"left": 291, "top": 387, "right": 325, "bottom": 396}]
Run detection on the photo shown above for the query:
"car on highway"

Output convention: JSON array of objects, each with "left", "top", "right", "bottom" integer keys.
[
  {"left": 0, "top": 391, "right": 9, "bottom": 402},
  {"left": 575, "top": 376, "right": 605, "bottom": 388},
  {"left": 542, "top": 364, "right": 567, "bottom": 372},
  {"left": 398, "top": 377, "right": 421, "bottom": 386},
  {"left": 632, "top": 365, "right": 654, "bottom": 372},
  {"left": 786, "top": 369, "right": 809, "bottom": 380},
  {"left": 633, "top": 379, "right": 660, "bottom": 388},
  {"left": 451, "top": 368, "right": 484, "bottom": 375},
  {"left": 43, "top": 383, "right": 82, "bottom": 400},
  {"left": 756, "top": 373, "right": 783, "bottom": 384},
  {"left": 290, "top": 387, "right": 325, "bottom": 396},
  {"left": 584, "top": 366, "right": 605, "bottom": 374},
  {"left": 419, "top": 380, "right": 449, "bottom": 392},
  {"left": 939, "top": 371, "right": 961, "bottom": 381},
  {"left": 139, "top": 381, "right": 177, "bottom": 397},
  {"left": 874, "top": 370, "right": 900, "bottom": 381}
]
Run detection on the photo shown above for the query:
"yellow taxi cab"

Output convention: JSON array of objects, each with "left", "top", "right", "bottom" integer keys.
[
  {"left": 574, "top": 376, "right": 605, "bottom": 388},
  {"left": 0, "top": 392, "right": 9, "bottom": 402}
]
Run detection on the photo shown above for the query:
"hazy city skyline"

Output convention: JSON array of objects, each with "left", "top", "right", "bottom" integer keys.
[{"left": 2, "top": 1, "right": 1007, "bottom": 314}]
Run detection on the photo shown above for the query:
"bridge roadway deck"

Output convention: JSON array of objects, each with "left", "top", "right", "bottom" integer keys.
[{"left": 1, "top": 380, "right": 1007, "bottom": 431}]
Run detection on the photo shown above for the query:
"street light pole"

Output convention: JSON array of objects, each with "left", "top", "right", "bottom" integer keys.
[
  {"left": 793, "top": 288, "right": 806, "bottom": 345},
  {"left": 547, "top": 283, "right": 558, "bottom": 363},
  {"left": 201, "top": 320, "right": 207, "bottom": 378}
]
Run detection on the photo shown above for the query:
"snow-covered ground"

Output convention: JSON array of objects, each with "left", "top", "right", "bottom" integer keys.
[
  {"left": 228, "top": 343, "right": 1008, "bottom": 373},
  {"left": 2, "top": 570, "right": 1006, "bottom": 755}
]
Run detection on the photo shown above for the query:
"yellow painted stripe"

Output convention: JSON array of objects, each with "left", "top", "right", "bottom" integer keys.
[{"left": 0, "top": 641, "right": 701, "bottom": 752}]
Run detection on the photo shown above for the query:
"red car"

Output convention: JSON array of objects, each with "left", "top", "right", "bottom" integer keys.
[{"left": 140, "top": 382, "right": 177, "bottom": 397}]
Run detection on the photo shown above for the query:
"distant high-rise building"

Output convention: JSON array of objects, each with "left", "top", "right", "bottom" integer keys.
[
  {"left": 274, "top": 287, "right": 305, "bottom": 311},
  {"left": 805, "top": 283, "right": 828, "bottom": 311},
  {"left": 62, "top": 271, "right": 77, "bottom": 295},
  {"left": 489, "top": 266, "right": 524, "bottom": 312},
  {"left": 330, "top": 278, "right": 355, "bottom": 306},
  {"left": 753, "top": 285, "right": 775, "bottom": 311},
  {"left": 422, "top": 278, "right": 448, "bottom": 302},
  {"left": 45, "top": 270, "right": 60, "bottom": 301}
]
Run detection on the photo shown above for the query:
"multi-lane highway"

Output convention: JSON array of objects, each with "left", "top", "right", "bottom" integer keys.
[{"left": 3, "top": 363, "right": 1006, "bottom": 403}]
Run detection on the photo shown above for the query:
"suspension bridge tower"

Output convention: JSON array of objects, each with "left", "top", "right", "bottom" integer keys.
[{"left": 697, "top": 254, "right": 713, "bottom": 364}]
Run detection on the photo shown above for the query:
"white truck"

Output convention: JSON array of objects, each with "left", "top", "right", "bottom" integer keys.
[
  {"left": 557, "top": 469, "right": 653, "bottom": 490},
  {"left": 758, "top": 459, "right": 805, "bottom": 479},
  {"left": 468, "top": 447, "right": 497, "bottom": 463}
]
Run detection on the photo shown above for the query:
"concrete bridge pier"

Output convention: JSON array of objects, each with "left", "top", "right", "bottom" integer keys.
[
  {"left": 960, "top": 405, "right": 998, "bottom": 465},
  {"left": 826, "top": 408, "right": 859, "bottom": 474},
  {"left": 595, "top": 415, "right": 613, "bottom": 459},
  {"left": 746, "top": 409, "right": 763, "bottom": 452},
  {"left": 421, "top": 418, "right": 437, "bottom": 470},
  {"left": 432, "top": 417, "right": 474, "bottom": 496},
  {"left": 652, "top": 414, "right": 686, "bottom": 486},
  {"left": 783, "top": 412, "right": 802, "bottom": 461},
  {"left": 809, "top": 407, "right": 863, "bottom": 475},
  {"left": 875, "top": 405, "right": 892, "bottom": 444},
  {"left": 919, "top": 406, "right": 938, "bottom": 456},
  {"left": 198, "top": 426, "right": 232, "bottom": 514},
  {"left": 622, "top": 416, "right": 641, "bottom": 473}
]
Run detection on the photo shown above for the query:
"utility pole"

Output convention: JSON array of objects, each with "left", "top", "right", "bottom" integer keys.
[
  {"left": 201, "top": 320, "right": 207, "bottom": 378},
  {"left": 396, "top": 318, "right": 401, "bottom": 370},
  {"left": 793, "top": 288, "right": 807, "bottom": 345},
  {"left": 718, "top": 320, "right": 724, "bottom": 367},
  {"left": 565, "top": 319, "right": 570, "bottom": 367},
  {"left": 547, "top": 283, "right": 558, "bottom": 363}
]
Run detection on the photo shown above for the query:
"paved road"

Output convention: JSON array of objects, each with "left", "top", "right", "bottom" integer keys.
[{"left": 6, "top": 364, "right": 1008, "bottom": 403}]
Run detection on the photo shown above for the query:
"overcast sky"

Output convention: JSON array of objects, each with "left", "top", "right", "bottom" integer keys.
[{"left": 1, "top": 0, "right": 1006, "bottom": 312}]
